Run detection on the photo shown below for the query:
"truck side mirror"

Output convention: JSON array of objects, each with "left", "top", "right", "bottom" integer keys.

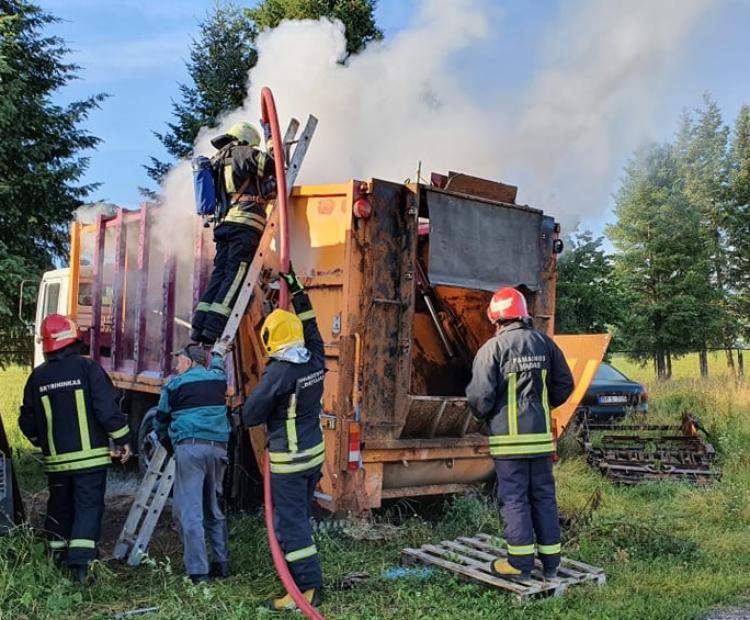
[{"left": 18, "top": 279, "right": 38, "bottom": 331}]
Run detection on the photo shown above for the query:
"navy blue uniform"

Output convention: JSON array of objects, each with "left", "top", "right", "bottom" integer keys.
[
  {"left": 192, "top": 141, "right": 276, "bottom": 343},
  {"left": 19, "top": 346, "right": 129, "bottom": 565},
  {"left": 466, "top": 321, "right": 573, "bottom": 573},
  {"left": 242, "top": 292, "right": 325, "bottom": 591}
]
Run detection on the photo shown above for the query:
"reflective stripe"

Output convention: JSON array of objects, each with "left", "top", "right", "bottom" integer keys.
[
  {"left": 223, "top": 209, "right": 266, "bottom": 232},
  {"left": 490, "top": 442, "right": 555, "bottom": 457},
  {"left": 270, "top": 440, "right": 325, "bottom": 463},
  {"left": 221, "top": 261, "right": 248, "bottom": 306},
  {"left": 286, "top": 394, "right": 298, "bottom": 453},
  {"left": 44, "top": 446, "right": 110, "bottom": 464},
  {"left": 507, "top": 543, "right": 535, "bottom": 556},
  {"left": 224, "top": 163, "right": 235, "bottom": 193},
  {"left": 44, "top": 455, "right": 112, "bottom": 473},
  {"left": 541, "top": 368, "right": 550, "bottom": 433},
  {"left": 489, "top": 432, "right": 554, "bottom": 445},
  {"left": 257, "top": 151, "right": 267, "bottom": 177},
  {"left": 41, "top": 395, "right": 56, "bottom": 456},
  {"left": 507, "top": 373, "right": 518, "bottom": 436},
  {"left": 110, "top": 424, "right": 129, "bottom": 440},
  {"left": 270, "top": 452, "right": 325, "bottom": 474},
  {"left": 537, "top": 543, "right": 561, "bottom": 555},
  {"left": 69, "top": 539, "right": 96, "bottom": 549},
  {"left": 196, "top": 301, "right": 211, "bottom": 312},
  {"left": 75, "top": 389, "right": 90, "bottom": 452},
  {"left": 48, "top": 540, "right": 67, "bottom": 549},
  {"left": 209, "top": 302, "right": 232, "bottom": 317},
  {"left": 285, "top": 544, "right": 317, "bottom": 563},
  {"left": 297, "top": 310, "right": 315, "bottom": 322}
]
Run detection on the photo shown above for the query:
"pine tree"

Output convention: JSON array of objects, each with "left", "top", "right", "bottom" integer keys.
[
  {"left": 0, "top": 0, "right": 105, "bottom": 331},
  {"left": 607, "top": 143, "right": 716, "bottom": 379},
  {"left": 727, "top": 104, "right": 750, "bottom": 342},
  {"left": 246, "top": 0, "right": 382, "bottom": 56},
  {"left": 555, "top": 231, "right": 620, "bottom": 335},
  {"left": 145, "top": 2, "right": 257, "bottom": 186},
  {"left": 675, "top": 93, "right": 735, "bottom": 376}
]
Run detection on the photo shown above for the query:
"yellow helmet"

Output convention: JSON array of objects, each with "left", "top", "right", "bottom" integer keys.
[
  {"left": 260, "top": 309, "right": 304, "bottom": 355},
  {"left": 211, "top": 121, "right": 261, "bottom": 149}
]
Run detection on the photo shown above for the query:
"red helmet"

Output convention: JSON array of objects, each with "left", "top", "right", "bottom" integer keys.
[
  {"left": 41, "top": 314, "right": 81, "bottom": 353},
  {"left": 487, "top": 287, "right": 529, "bottom": 323}
]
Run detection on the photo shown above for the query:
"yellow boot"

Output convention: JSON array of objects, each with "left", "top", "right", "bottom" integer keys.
[
  {"left": 265, "top": 588, "right": 322, "bottom": 612},
  {"left": 490, "top": 559, "right": 531, "bottom": 580}
]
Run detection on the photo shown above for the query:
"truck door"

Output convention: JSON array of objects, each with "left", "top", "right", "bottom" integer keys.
[{"left": 33, "top": 271, "right": 70, "bottom": 367}]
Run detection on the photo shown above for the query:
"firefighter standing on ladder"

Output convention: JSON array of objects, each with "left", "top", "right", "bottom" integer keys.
[
  {"left": 242, "top": 267, "right": 325, "bottom": 612},
  {"left": 18, "top": 314, "right": 131, "bottom": 581},
  {"left": 466, "top": 287, "right": 573, "bottom": 580},
  {"left": 191, "top": 121, "right": 276, "bottom": 345}
]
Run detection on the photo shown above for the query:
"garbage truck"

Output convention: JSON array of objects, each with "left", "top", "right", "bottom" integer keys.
[{"left": 32, "top": 170, "right": 608, "bottom": 513}]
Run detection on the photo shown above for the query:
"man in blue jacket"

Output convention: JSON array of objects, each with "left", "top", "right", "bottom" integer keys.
[
  {"left": 153, "top": 343, "right": 231, "bottom": 583},
  {"left": 242, "top": 268, "right": 325, "bottom": 612}
]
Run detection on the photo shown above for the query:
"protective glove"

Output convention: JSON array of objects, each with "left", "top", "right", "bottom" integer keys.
[
  {"left": 279, "top": 264, "right": 304, "bottom": 297},
  {"left": 260, "top": 119, "right": 272, "bottom": 142}
]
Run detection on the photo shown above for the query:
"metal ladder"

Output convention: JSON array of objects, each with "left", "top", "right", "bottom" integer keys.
[
  {"left": 113, "top": 444, "right": 175, "bottom": 565},
  {"left": 114, "top": 116, "right": 317, "bottom": 564}
]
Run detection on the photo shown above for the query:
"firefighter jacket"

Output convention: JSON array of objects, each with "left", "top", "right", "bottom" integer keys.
[
  {"left": 216, "top": 139, "right": 276, "bottom": 236},
  {"left": 466, "top": 321, "right": 574, "bottom": 459},
  {"left": 242, "top": 292, "right": 325, "bottom": 475},
  {"left": 153, "top": 354, "right": 230, "bottom": 446},
  {"left": 18, "top": 347, "right": 129, "bottom": 474}
]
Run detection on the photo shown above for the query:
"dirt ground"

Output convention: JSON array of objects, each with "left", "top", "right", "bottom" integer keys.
[{"left": 24, "top": 470, "right": 181, "bottom": 561}]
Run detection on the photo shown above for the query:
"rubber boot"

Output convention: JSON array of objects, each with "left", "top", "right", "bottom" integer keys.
[
  {"left": 543, "top": 567, "right": 558, "bottom": 580},
  {"left": 265, "top": 588, "right": 322, "bottom": 612},
  {"left": 490, "top": 558, "right": 531, "bottom": 580},
  {"left": 189, "top": 574, "right": 209, "bottom": 584}
]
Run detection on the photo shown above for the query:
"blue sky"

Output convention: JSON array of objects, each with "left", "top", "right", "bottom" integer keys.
[{"left": 39, "top": 0, "right": 750, "bottom": 232}]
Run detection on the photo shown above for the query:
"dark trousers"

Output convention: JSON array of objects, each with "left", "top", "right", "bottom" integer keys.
[
  {"left": 45, "top": 469, "right": 107, "bottom": 566},
  {"left": 192, "top": 223, "right": 260, "bottom": 343},
  {"left": 495, "top": 456, "right": 561, "bottom": 573},
  {"left": 271, "top": 467, "right": 322, "bottom": 591}
]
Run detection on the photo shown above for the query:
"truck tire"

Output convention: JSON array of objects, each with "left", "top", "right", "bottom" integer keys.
[{"left": 137, "top": 407, "right": 159, "bottom": 476}]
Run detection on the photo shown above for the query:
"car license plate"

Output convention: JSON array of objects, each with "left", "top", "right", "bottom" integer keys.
[{"left": 599, "top": 395, "right": 628, "bottom": 404}]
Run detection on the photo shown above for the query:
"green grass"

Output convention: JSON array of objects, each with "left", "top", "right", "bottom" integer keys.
[{"left": 3, "top": 365, "right": 750, "bottom": 619}]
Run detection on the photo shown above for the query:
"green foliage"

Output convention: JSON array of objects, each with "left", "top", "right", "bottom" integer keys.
[
  {"left": 0, "top": 0, "right": 105, "bottom": 331},
  {"left": 146, "top": 0, "right": 382, "bottom": 188},
  {"left": 555, "top": 231, "right": 620, "bottom": 335},
  {"left": 246, "top": 0, "right": 383, "bottom": 55},
  {"left": 145, "top": 2, "right": 257, "bottom": 186},
  {"left": 607, "top": 142, "right": 715, "bottom": 376}
]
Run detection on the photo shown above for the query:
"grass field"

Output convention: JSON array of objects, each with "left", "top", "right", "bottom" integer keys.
[{"left": 3, "top": 357, "right": 750, "bottom": 619}]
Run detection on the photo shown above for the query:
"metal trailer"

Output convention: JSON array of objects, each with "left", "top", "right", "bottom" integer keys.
[{"left": 61, "top": 171, "right": 609, "bottom": 514}]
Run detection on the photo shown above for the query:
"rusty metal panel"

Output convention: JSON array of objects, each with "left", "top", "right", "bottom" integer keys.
[
  {"left": 425, "top": 189, "right": 546, "bottom": 293},
  {"left": 90, "top": 214, "right": 106, "bottom": 362},
  {"left": 552, "top": 333, "right": 611, "bottom": 431}
]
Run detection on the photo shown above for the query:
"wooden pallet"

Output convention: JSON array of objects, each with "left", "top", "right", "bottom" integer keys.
[{"left": 402, "top": 533, "right": 606, "bottom": 601}]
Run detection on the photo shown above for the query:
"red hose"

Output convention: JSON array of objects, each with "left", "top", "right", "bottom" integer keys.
[{"left": 259, "top": 88, "right": 325, "bottom": 620}]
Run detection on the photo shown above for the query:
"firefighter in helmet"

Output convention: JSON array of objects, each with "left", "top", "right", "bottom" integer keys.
[
  {"left": 191, "top": 121, "right": 277, "bottom": 345},
  {"left": 242, "top": 267, "right": 325, "bottom": 612},
  {"left": 466, "top": 287, "right": 573, "bottom": 580},
  {"left": 19, "top": 314, "right": 131, "bottom": 581}
]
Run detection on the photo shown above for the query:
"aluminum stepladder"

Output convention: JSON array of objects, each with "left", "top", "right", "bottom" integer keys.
[{"left": 113, "top": 115, "right": 318, "bottom": 566}]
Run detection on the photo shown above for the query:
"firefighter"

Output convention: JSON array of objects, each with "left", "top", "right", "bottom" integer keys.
[
  {"left": 152, "top": 343, "right": 231, "bottom": 584},
  {"left": 191, "top": 121, "right": 276, "bottom": 345},
  {"left": 466, "top": 287, "right": 574, "bottom": 580},
  {"left": 242, "top": 267, "right": 325, "bottom": 612},
  {"left": 18, "top": 314, "right": 131, "bottom": 581}
]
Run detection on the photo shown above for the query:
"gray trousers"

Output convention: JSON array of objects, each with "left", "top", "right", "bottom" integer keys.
[{"left": 173, "top": 442, "right": 230, "bottom": 576}]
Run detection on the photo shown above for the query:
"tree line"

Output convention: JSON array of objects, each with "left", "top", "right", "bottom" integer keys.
[{"left": 556, "top": 94, "right": 750, "bottom": 380}]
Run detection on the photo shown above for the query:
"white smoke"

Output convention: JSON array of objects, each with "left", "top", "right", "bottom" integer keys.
[
  {"left": 73, "top": 201, "right": 119, "bottom": 225},
  {"left": 156, "top": 0, "right": 716, "bottom": 255}
]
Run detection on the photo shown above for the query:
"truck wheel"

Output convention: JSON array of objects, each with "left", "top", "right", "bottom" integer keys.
[{"left": 137, "top": 407, "right": 159, "bottom": 476}]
